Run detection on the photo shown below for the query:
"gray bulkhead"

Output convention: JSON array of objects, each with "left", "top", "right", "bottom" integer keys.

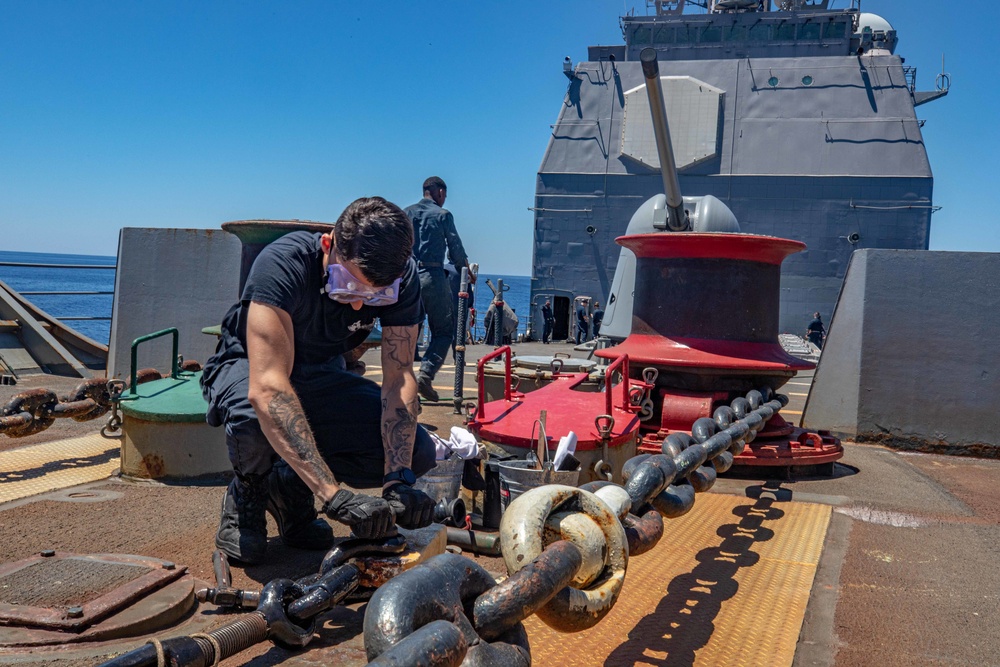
[{"left": 529, "top": 9, "right": 936, "bottom": 336}]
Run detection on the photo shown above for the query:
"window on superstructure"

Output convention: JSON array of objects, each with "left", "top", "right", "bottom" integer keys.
[
  {"left": 724, "top": 25, "right": 747, "bottom": 42},
  {"left": 633, "top": 27, "right": 653, "bottom": 45},
  {"left": 676, "top": 25, "right": 696, "bottom": 43},
  {"left": 748, "top": 23, "right": 771, "bottom": 41},
  {"left": 823, "top": 21, "right": 846, "bottom": 39},
  {"left": 798, "top": 22, "right": 821, "bottom": 40},
  {"left": 776, "top": 23, "right": 796, "bottom": 41},
  {"left": 653, "top": 26, "right": 675, "bottom": 44},
  {"left": 700, "top": 25, "right": 722, "bottom": 43}
]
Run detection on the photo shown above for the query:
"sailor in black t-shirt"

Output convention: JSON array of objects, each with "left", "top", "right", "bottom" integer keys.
[{"left": 202, "top": 197, "right": 436, "bottom": 564}]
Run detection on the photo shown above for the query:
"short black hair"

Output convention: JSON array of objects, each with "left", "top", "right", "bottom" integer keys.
[
  {"left": 334, "top": 197, "right": 413, "bottom": 286},
  {"left": 423, "top": 176, "right": 447, "bottom": 194}
]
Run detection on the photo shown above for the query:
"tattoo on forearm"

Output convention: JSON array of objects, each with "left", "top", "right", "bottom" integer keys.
[
  {"left": 268, "top": 390, "right": 336, "bottom": 485},
  {"left": 383, "top": 327, "right": 417, "bottom": 370},
  {"left": 382, "top": 405, "right": 417, "bottom": 471}
]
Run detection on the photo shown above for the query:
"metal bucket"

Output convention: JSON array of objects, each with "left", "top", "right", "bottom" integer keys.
[
  {"left": 498, "top": 460, "right": 580, "bottom": 510},
  {"left": 414, "top": 456, "right": 466, "bottom": 503}
]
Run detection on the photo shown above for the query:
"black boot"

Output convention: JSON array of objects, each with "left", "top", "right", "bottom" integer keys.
[
  {"left": 216, "top": 473, "right": 268, "bottom": 565},
  {"left": 266, "top": 460, "right": 334, "bottom": 551},
  {"left": 417, "top": 373, "right": 439, "bottom": 402}
]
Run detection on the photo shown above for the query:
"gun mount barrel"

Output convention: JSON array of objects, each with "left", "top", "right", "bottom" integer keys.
[{"left": 640, "top": 48, "right": 686, "bottom": 231}]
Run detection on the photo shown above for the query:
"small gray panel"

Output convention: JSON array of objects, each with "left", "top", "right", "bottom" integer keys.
[
  {"left": 621, "top": 76, "right": 724, "bottom": 170},
  {"left": 108, "top": 228, "right": 241, "bottom": 380}
]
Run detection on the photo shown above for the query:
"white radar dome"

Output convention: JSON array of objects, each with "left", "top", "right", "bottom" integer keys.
[{"left": 854, "top": 13, "right": 894, "bottom": 36}]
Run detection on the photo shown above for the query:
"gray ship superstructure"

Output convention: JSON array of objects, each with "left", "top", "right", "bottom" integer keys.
[{"left": 529, "top": 0, "right": 947, "bottom": 338}]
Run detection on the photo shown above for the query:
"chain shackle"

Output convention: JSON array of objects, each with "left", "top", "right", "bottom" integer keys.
[
  {"left": 257, "top": 578, "right": 315, "bottom": 650},
  {"left": 593, "top": 459, "right": 614, "bottom": 482},
  {"left": 286, "top": 563, "right": 361, "bottom": 622},
  {"left": 593, "top": 414, "right": 615, "bottom": 482},
  {"left": 101, "top": 379, "right": 126, "bottom": 437},
  {"left": 594, "top": 414, "right": 614, "bottom": 439},
  {"left": 499, "top": 485, "right": 628, "bottom": 632}
]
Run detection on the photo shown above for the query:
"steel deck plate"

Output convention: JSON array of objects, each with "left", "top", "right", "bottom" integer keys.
[
  {"left": 0, "top": 433, "right": 120, "bottom": 504},
  {"left": 525, "top": 492, "right": 830, "bottom": 666}
]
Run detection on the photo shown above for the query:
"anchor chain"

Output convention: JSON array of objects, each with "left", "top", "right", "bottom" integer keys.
[
  {"left": 0, "top": 360, "right": 201, "bottom": 439},
  {"left": 364, "top": 386, "right": 789, "bottom": 664},
  {"left": 99, "top": 385, "right": 788, "bottom": 667}
]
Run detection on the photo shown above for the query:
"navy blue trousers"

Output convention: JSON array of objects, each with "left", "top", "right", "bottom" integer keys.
[
  {"left": 417, "top": 269, "right": 454, "bottom": 380},
  {"left": 203, "top": 356, "right": 435, "bottom": 488}
]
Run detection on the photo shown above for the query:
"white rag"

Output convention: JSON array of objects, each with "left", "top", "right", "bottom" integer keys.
[
  {"left": 553, "top": 431, "right": 578, "bottom": 470},
  {"left": 431, "top": 427, "right": 481, "bottom": 460}
]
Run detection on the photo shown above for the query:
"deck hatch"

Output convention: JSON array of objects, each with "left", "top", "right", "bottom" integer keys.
[{"left": 0, "top": 552, "right": 185, "bottom": 631}]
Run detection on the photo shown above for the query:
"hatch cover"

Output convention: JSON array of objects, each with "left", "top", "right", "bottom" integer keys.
[{"left": 0, "top": 552, "right": 185, "bottom": 631}]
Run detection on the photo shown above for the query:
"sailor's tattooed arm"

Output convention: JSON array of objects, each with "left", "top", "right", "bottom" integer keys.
[
  {"left": 380, "top": 325, "right": 420, "bottom": 480},
  {"left": 267, "top": 390, "right": 338, "bottom": 488},
  {"left": 245, "top": 301, "right": 341, "bottom": 502}
]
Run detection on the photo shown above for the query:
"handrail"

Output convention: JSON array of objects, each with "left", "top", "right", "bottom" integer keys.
[
  {"left": 604, "top": 354, "right": 631, "bottom": 417},
  {"left": 19, "top": 291, "right": 114, "bottom": 295},
  {"left": 130, "top": 328, "right": 180, "bottom": 395},
  {"left": 1, "top": 261, "right": 116, "bottom": 327},
  {"left": 0, "top": 261, "right": 116, "bottom": 269},
  {"left": 476, "top": 346, "right": 513, "bottom": 419}
]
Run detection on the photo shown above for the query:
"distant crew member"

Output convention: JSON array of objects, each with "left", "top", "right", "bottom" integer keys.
[
  {"left": 575, "top": 299, "right": 590, "bottom": 345},
  {"left": 806, "top": 312, "right": 826, "bottom": 349},
  {"left": 592, "top": 301, "right": 604, "bottom": 338},
  {"left": 405, "top": 177, "right": 473, "bottom": 403},
  {"left": 541, "top": 299, "right": 554, "bottom": 344}
]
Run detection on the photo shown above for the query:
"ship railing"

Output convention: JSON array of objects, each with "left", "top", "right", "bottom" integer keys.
[
  {"left": 903, "top": 66, "right": 917, "bottom": 94},
  {"left": 0, "top": 260, "right": 116, "bottom": 324}
]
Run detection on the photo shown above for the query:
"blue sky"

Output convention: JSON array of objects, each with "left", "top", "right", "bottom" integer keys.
[{"left": 1, "top": 0, "right": 996, "bottom": 275}]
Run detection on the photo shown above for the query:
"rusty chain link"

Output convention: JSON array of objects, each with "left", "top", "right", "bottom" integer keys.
[{"left": 0, "top": 360, "right": 202, "bottom": 439}]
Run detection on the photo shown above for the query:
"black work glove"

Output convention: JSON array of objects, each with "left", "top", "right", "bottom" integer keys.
[
  {"left": 322, "top": 489, "right": 395, "bottom": 539},
  {"left": 382, "top": 483, "right": 435, "bottom": 529}
]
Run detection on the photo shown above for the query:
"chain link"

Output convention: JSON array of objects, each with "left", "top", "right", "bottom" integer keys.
[{"left": 0, "top": 362, "right": 202, "bottom": 439}]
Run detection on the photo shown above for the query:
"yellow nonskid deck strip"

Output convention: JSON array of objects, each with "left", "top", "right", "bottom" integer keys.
[
  {"left": 0, "top": 433, "right": 120, "bottom": 504},
  {"left": 525, "top": 493, "right": 831, "bottom": 667}
]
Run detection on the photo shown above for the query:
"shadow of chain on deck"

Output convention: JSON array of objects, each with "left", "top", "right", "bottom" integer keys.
[
  {"left": 605, "top": 492, "right": 786, "bottom": 666},
  {"left": 0, "top": 447, "right": 118, "bottom": 484}
]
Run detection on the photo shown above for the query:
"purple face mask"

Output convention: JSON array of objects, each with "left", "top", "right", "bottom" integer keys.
[{"left": 321, "top": 263, "right": 400, "bottom": 307}]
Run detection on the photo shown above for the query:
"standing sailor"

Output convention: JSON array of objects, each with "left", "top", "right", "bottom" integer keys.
[
  {"left": 805, "top": 312, "right": 827, "bottom": 349},
  {"left": 541, "top": 299, "right": 554, "bottom": 344},
  {"left": 591, "top": 301, "right": 604, "bottom": 338},
  {"left": 576, "top": 299, "right": 590, "bottom": 344},
  {"left": 405, "top": 177, "right": 472, "bottom": 402}
]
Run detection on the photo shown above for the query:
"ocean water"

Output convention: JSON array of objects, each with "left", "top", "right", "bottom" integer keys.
[
  {"left": 0, "top": 250, "right": 116, "bottom": 344},
  {"left": 0, "top": 250, "right": 531, "bottom": 346}
]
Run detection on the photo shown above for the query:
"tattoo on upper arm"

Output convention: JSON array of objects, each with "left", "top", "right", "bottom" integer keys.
[
  {"left": 382, "top": 327, "right": 416, "bottom": 370},
  {"left": 268, "top": 390, "right": 335, "bottom": 485}
]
